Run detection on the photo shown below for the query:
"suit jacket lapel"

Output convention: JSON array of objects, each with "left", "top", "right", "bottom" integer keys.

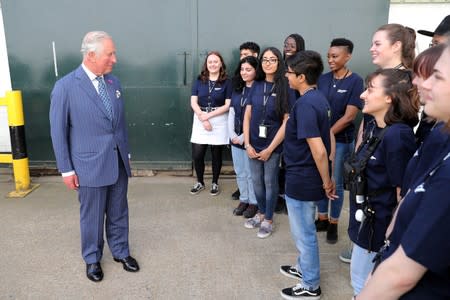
[{"left": 75, "top": 66, "right": 111, "bottom": 120}]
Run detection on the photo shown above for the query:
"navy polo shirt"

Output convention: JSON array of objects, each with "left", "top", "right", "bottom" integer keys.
[
  {"left": 402, "top": 122, "right": 448, "bottom": 196},
  {"left": 248, "top": 80, "right": 290, "bottom": 153},
  {"left": 348, "top": 123, "right": 416, "bottom": 251},
  {"left": 191, "top": 78, "right": 232, "bottom": 108},
  {"left": 318, "top": 72, "right": 364, "bottom": 143},
  {"left": 284, "top": 89, "right": 331, "bottom": 201},
  {"left": 381, "top": 143, "right": 450, "bottom": 299},
  {"left": 230, "top": 86, "right": 253, "bottom": 149}
]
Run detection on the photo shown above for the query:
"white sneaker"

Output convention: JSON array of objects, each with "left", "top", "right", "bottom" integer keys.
[
  {"left": 244, "top": 214, "right": 261, "bottom": 229},
  {"left": 257, "top": 220, "right": 273, "bottom": 238}
]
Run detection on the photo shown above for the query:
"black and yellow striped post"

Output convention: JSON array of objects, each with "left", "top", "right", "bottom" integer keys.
[{"left": 0, "top": 90, "right": 39, "bottom": 197}]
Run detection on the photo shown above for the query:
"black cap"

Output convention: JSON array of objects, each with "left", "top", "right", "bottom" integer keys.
[{"left": 418, "top": 15, "right": 450, "bottom": 37}]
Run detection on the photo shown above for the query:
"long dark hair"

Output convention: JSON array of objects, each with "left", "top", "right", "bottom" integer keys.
[
  {"left": 366, "top": 68, "right": 419, "bottom": 128},
  {"left": 198, "top": 51, "right": 228, "bottom": 83},
  {"left": 232, "top": 56, "right": 260, "bottom": 92},
  {"left": 258, "top": 47, "right": 289, "bottom": 119}
]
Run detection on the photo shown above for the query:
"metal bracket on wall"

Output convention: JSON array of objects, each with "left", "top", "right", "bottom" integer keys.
[{"left": 177, "top": 51, "right": 191, "bottom": 86}]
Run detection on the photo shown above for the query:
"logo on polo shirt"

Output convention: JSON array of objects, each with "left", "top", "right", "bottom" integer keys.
[{"left": 414, "top": 183, "right": 425, "bottom": 193}]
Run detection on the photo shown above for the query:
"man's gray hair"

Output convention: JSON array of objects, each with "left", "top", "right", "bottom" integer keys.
[{"left": 80, "top": 31, "right": 112, "bottom": 56}]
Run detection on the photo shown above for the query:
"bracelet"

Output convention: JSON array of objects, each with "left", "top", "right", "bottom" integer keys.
[{"left": 244, "top": 144, "right": 250, "bottom": 149}]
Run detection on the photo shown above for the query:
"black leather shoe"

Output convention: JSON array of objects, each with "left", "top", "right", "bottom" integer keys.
[
  {"left": 113, "top": 256, "right": 140, "bottom": 272},
  {"left": 86, "top": 262, "right": 103, "bottom": 282}
]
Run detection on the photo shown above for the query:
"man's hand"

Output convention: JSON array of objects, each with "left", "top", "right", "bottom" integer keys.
[
  {"left": 323, "top": 179, "right": 338, "bottom": 200},
  {"left": 63, "top": 174, "right": 79, "bottom": 190}
]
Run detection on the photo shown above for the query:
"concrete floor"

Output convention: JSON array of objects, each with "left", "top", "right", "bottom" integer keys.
[{"left": 0, "top": 170, "right": 353, "bottom": 300}]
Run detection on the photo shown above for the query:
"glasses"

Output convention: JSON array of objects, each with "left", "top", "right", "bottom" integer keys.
[
  {"left": 284, "top": 43, "right": 296, "bottom": 49},
  {"left": 285, "top": 70, "right": 296, "bottom": 75},
  {"left": 262, "top": 58, "right": 278, "bottom": 64}
]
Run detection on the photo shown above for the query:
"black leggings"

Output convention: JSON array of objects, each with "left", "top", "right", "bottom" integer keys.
[{"left": 192, "top": 143, "right": 223, "bottom": 185}]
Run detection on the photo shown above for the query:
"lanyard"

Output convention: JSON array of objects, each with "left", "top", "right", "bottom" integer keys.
[
  {"left": 263, "top": 82, "right": 275, "bottom": 107},
  {"left": 261, "top": 82, "right": 275, "bottom": 124},
  {"left": 240, "top": 87, "right": 247, "bottom": 107},
  {"left": 208, "top": 80, "right": 216, "bottom": 107}
]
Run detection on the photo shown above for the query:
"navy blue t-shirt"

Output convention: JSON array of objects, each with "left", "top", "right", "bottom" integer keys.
[
  {"left": 230, "top": 86, "right": 253, "bottom": 148},
  {"left": 284, "top": 89, "right": 331, "bottom": 201},
  {"left": 248, "top": 80, "right": 292, "bottom": 153},
  {"left": 381, "top": 141, "right": 450, "bottom": 299},
  {"left": 191, "top": 78, "right": 232, "bottom": 108},
  {"left": 318, "top": 72, "right": 364, "bottom": 143},
  {"left": 348, "top": 123, "right": 416, "bottom": 251}
]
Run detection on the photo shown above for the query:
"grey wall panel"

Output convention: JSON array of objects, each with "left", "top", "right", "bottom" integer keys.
[{"left": 2, "top": 0, "right": 389, "bottom": 169}]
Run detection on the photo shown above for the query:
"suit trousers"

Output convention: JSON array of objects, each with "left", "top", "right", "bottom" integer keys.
[{"left": 78, "top": 155, "right": 130, "bottom": 264}]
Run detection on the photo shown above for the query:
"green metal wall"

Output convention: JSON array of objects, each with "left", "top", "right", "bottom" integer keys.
[{"left": 1, "top": 0, "right": 389, "bottom": 170}]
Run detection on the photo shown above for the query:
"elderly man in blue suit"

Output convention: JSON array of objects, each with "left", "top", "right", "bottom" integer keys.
[{"left": 50, "top": 31, "right": 139, "bottom": 282}]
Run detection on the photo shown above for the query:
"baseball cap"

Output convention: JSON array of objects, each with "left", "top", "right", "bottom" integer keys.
[{"left": 418, "top": 15, "right": 450, "bottom": 37}]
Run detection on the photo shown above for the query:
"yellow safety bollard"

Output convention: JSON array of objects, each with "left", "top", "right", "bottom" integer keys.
[{"left": 5, "top": 90, "right": 39, "bottom": 197}]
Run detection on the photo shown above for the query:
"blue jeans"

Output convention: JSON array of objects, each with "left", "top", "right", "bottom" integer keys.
[
  {"left": 231, "top": 146, "right": 257, "bottom": 205},
  {"left": 350, "top": 243, "right": 377, "bottom": 295},
  {"left": 317, "top": 141, "right": 354, "bottom": 220},
  {"left": 285, "top": 195, "right": 320, "bottom": 290},
  {"left": 248, "top": 152, "right": 280, "bottom": 220}
]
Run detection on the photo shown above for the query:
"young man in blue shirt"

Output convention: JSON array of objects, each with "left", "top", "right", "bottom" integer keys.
[{"left": 280, "top": 51, "right": 336, "bottom": 299}]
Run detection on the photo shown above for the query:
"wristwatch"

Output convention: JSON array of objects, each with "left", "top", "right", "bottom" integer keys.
[{"left": 244, "top": 144, "right": 250, "bottom": 149}]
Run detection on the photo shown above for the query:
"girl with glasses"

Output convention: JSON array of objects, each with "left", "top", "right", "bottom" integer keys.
[{"left": 243, "top": 47, "right": 295, "bottom": 238}]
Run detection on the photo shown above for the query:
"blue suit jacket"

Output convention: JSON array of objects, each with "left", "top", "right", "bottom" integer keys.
[{"left": 50, "top": 65, "right": 131, "bottom": 187}]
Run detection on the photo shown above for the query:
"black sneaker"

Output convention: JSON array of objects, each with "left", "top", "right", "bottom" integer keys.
[
  {"left": 326, "top": 223, "right": 338, "bottom": 244},
  {"left": 210, "top": 183, "right": 220, "bottom": 196},
  {"left": 280, "top": 284, "right": 321, "bottom": 300},
  {"left": 190, "top": 182, "right": 205, "bottom": 195},
  {"left": 242, "top": 204, "right": 258, "bottom": 218},
  {"left": 233, "top": 202, "right": 248, "bottom": 216},
  {"left": 280, "top": 265, "right": 302, "bottom": 280},
  {"left": 231, "top": 189, "right": 240, "bottom": 200},
  {"left": 315, "top": 219, "right": 329, "bottom": 232}
]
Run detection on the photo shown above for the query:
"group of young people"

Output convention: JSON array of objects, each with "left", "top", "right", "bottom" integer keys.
[{"left": 188, "top": 15, "right": 450, "bottom": 300}]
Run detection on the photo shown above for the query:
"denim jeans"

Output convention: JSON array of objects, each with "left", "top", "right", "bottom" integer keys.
[
  {"left": 248, "top": 152, "right": 280, "bottom": 220},
  {"left": 317, "top": 141, "right": 354, "bottom": 219},
  {"left": 350, "top": 243, "right": 377, "bottom": 295},
  {"left": 285, "top": 195, "right": 320, "bottom": 290},
  {"left": 231, "top": 146, "right": 257, "bottom": 205}
]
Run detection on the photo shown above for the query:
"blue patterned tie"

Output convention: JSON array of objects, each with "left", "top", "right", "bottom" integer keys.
[{"left": 96, "top": 76, "right": 113, "bottom": 120}]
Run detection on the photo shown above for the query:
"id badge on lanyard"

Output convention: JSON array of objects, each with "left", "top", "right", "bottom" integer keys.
[{"left": 259, "top": 125, "right": 268, "bottom": 138}]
